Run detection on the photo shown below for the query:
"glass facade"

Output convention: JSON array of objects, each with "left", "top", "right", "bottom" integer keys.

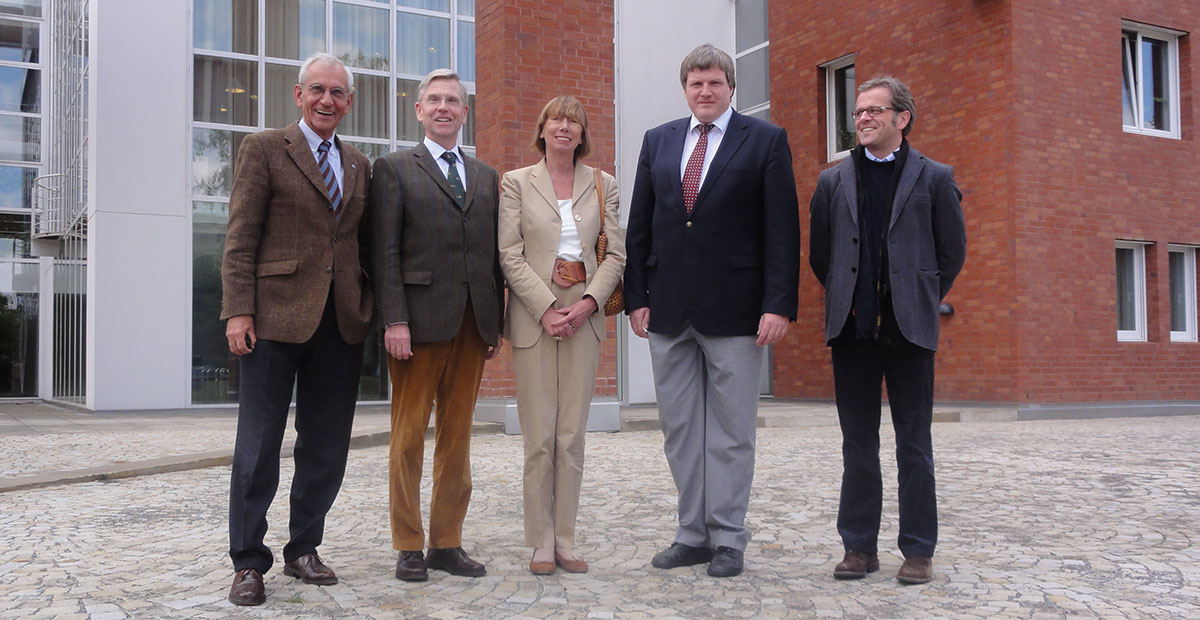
[
  {"left": 191, "top": 0, "right": 476, "bottom": 404},
  {"left": 0, "top": 1, "right": 37, "bottom": 396}
]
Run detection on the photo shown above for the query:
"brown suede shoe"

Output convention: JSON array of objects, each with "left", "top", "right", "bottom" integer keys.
[
  {"left": 530, "top": 551, "right": 556, "bottom": 575},
  {"left": 283, "top": 553, "right": 338, "bottom": 585},
  {"left": 833, "top": 551, "right": 880, "bottom": 579},
  {"left": 897, "top": 555, "right": 933, "bottom": 584},
  {"left": 555, "top": 551, "right": 588, "bottom": 574},
  {"left": 228, "top": 568, "right": 265, "bottom": 606}
]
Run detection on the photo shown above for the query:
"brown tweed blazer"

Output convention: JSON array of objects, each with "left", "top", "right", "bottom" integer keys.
[
  {"left": 370, "top": 143, "right": 504, "bottom": 346},
  {"left": 220, "top": 122, "right": 374, "bottom": 345}
]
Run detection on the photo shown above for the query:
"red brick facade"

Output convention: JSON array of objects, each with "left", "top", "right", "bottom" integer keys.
[
  {"left": 476, "top": 0, "right": 1199, "bottom": 406},
  {"left": 774, "top": 0, "right": 1200, "bottom": 404},
  {"left": 475, "top": 0, "right": 618, "bottom": 399}
]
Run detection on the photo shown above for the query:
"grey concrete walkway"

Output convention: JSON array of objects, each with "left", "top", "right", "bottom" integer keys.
[{"left": 1, "top": 400, "right": 1198, "bottom": 618}]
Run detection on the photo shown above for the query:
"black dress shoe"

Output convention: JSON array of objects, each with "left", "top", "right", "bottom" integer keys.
[
  {"left": 283, "top": 553, "right": 338, "bottom": 585},
  {"left": 707, "top": 546, "right": 744, "bottom": 577},
  {"left": 651, "top": 542, "right": 714, "bottom": 569},
  {"left": 228, "top": 568, "right": 266, "bottom": 606},
  {"left": 395, "top": 550, "right": 428, "bottom": 582},
  {"left": 427, "top": 547, "right": 486, "bottom": 577}
]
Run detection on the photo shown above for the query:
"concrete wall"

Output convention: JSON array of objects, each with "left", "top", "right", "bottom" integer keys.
[{"left": 87, "top": 1, "right": 192, "bottom": 409}]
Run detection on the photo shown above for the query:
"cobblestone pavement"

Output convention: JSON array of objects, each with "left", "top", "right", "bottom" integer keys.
[{"left": 2, "top": 415, "right": 1198, "bottom": 619}]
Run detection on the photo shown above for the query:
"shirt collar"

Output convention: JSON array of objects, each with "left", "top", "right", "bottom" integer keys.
[
  {"left": 863, "top": 145, "right": 900, "bottom": 163},
  {"left": 689, "top": 106, "right": 733, "bottom": 135},
  {"left": 298, "top": 119, "right": 337, "bottom": 153},
  {"left": 423, "top": 136, "right": 463, "bottom": 162}
]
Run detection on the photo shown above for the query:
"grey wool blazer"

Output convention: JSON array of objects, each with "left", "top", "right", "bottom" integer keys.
[
  {"left": 369, "top": 143, "right": 505, "bottom": 346},
  {"left": 808, "top": 145, "right": 967, "bottom": 351}
]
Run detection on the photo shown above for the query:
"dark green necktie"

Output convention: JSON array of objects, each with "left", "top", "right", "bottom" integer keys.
[{"left": 441, "top": 151, "right": 466, "bottom": 206}]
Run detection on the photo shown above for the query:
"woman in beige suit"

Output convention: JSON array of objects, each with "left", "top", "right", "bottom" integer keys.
[{"left": 498, "top": 96, "right": 625, "bottom": 575}]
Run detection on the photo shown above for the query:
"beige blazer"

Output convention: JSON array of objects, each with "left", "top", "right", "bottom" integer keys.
[
  {"left": 221, "top": 123, "right": 373, "bottom": 345},
  {"left": 499, "top": 161, "right": 626, "bottom": 348}
]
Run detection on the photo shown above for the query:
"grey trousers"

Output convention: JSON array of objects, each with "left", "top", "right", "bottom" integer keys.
[{"left": 648, "top": 325, "right": 762, "bottom": 551}]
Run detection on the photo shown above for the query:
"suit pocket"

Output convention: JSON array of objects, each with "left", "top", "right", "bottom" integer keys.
[
  {"left": 403, "top": 271, "right": 432, "bottom": 285},
  {"left": 256, "top": 259, "right": 298, "bottom": 277}
]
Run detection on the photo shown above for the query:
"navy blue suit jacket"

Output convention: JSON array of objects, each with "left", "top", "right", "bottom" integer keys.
[{"left": 624, "top": 110, "right": 800, "bottom": 337}]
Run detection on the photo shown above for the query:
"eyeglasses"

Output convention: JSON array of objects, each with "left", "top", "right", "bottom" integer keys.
[
  {"left": 851, "top": 105, "right": 893, "bottom": 120},
  {"left": 305, "top": 83, "right": 350, "bottom": 102}
]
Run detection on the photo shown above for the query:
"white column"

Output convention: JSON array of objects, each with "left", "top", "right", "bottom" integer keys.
[
  {"left": 613, "top": 0, "right": 736, "bottom": 404},
  {"left": 87, "top": 1, "right": 192, "bottom": 410}
]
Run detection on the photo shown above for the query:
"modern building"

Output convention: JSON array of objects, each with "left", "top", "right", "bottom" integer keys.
[{"left": 10, "top": 0, "right": 1198, "bottom": 417}]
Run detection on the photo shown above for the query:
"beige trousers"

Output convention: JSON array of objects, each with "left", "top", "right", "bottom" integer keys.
[{"left": 512, "top": 283, "right": 601, "bottom": 550}]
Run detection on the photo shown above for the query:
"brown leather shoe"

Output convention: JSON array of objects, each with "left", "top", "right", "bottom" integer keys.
[
  {"left": 833, "top": 550, "right": 880, "bottom": 579},
  {"left": 283, "top": 553, "right": 338, "bottom": 585},
  {"left": 228, "top": 568, "right": 265, "bottom": 606},
  {"left": 897, "top": 555, "right": 933, "bottom": 584},
  {"left": 554, "top": 551, "right": 588, "bottom": 574},
  {"left": 428, "top": 546, "right": 486, "bottom": 577},
  {"left": 395, "top": 550, "right": 428, "bottom": 582}
]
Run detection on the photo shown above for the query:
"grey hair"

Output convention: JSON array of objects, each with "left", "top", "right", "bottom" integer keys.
[
  {"left": 858, "top": 75, "right": 916, "bottom": 137},
  {"left": 297, "top": 53, "right": 354, "bottom": 91},
  {"left": 417, "top": 68, "right": 469, "bottom": 103},
  {"left": 679, "top": 43, "right": 736, "bottom": 92}
]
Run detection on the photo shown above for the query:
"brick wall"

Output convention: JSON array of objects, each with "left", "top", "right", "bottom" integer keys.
[
  {"left": 771, "top": 0, "right": 1200, "bottom": 404},
  {"left": 475, "top": 0, "right": 618, "bottom": 399}
]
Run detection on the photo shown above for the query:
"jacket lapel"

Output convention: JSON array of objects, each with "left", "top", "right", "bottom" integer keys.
[
  {"left": 692, "top": 111, "right": 747, "bottom": 214},
  {"left": 412, "top": 143, "right": 463, "bottom": 210},
  {"left": 838, "top": 156, "right": 859, "bottom": 226},
  {"left": 665, "top": 119, "right": 688, "bottom": 214},
  {"left": 332, "top": 135, "right": 361, "bottom": 199},
  {"left": 284, "top": 123, "right": 333, "bottom": 205},
  {"left": 529, "top": 159, "right": 560, "bottom": 218},
  {"left": 890, "top": 149, "right": 925, "bottom": 230}
]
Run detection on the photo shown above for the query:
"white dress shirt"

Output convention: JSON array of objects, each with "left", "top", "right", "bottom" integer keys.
[{"left": 423, "top": 136, "right": 468, "bottom": 189}]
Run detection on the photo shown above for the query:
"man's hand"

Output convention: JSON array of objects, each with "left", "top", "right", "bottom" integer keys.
[
  {"left": 486, "top": 338, "right": 504, "bottom": 360},
  {"left": 226, "top": 315, "right": 256, "bottom": 356},
  {"left": 384, "top": 323, "right": 413, "bottom": 360},
  {"left": 756, "top": 312, "right": 789, "bottom": 346},
  {"left": 630, "top": 307, "right": 650, "bottom": 339}
]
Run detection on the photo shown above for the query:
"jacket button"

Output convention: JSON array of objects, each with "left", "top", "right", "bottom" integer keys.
[
  {"left": 852, "top": 237, "right": 858, "bottom": 244},
  {"left": 850, "top": 267, "right": 857, "bottom": 273},
  {"left": 685, "top": 221, "right": 693, "bottom": 228},
  {"left": 462, "top": 282, "right": 468, "bottom": 287}
]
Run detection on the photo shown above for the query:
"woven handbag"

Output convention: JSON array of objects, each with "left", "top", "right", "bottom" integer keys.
[{"left": 593, "top": 168, "right": 625, "bottom": 316}]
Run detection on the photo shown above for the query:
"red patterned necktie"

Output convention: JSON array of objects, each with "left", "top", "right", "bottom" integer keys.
[
  {"left": 682, "top": 123, "right": 713, "bottom": 215},
  {"left": 317, "top": 140, "right": 341, "bottom": 210}
]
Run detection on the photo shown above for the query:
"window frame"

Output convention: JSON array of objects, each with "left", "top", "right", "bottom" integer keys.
[
  {"left": 1121, "top": 21, "right": 1183, "bottom": 140},
  {"left": 822, "top": 53, "right": 854, "bottom": 161},
  {"left": 1168, "top": 244, "right": 1198, "bottom": 343},
  {"left": 733, "top": 0, "right": 769, "bottom": 120},
  {"left": 1116, "top": 240, "right": 1150, "bottom": 342}
]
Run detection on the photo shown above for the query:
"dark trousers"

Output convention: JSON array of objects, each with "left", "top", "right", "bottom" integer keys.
[
  {"left": 228, "top": 296, "right": 365, "bottom": 573},
  {"left": 831, "top": 339, "right": 937, "bottom": 558}
]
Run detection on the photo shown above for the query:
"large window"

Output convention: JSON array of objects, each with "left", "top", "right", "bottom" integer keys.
[
  {"left": 190, "top": 0, "right": 477, "bottom": 405},
  {"left": 734, "top": 0, "right": 768, "bottom": 121},
  {"left": 822, "top": 54, "right": 854, "bottom": 161},
  {"left": 0, "top": 3, "right": 38, "bottom": 397},
  {"left": 1122, "top": 22, "right": 1182, "bottom": 139},
  {"left": 1116, "top": 241, "right": 1149, "bottom": 342},
  {"left": 1168, "top": 245, "right": 1197, "bottom": 342}
]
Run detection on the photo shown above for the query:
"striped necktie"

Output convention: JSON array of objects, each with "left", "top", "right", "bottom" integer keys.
[
  {"left": 317, "top": 140, "right": 341, "bottom": 210},
  {"left": 441, "top": 150, "right": 466, "bottom": 207}
]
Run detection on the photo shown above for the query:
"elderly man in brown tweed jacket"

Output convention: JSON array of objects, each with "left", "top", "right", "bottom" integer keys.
[{"left": 220, "top": 53, "right": 373, "bottom": 606}]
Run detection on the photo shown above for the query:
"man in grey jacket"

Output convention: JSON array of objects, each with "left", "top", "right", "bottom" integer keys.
[{"left": 808, "top": 75, "right": 966, "bottom": 585}]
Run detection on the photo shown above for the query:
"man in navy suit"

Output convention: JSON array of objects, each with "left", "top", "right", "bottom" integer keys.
[
  {"left": 809, "top": 76, "right": 966, "bottom": 585},
  {"left": 624, "top": 43, "right": 800, "bottom": 578}
]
